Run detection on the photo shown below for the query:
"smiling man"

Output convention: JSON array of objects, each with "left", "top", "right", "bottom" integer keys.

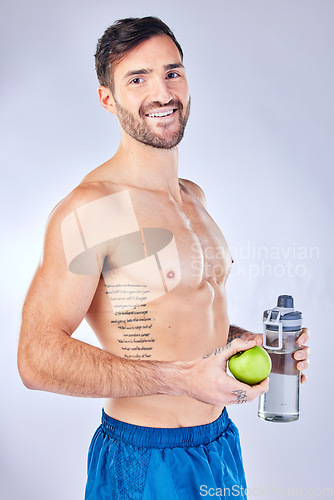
[
  {"left": 112, "top": 63, "right": 189, "bottom": 149},
  {"left": 17, "top": 17, "right": 310, "bottom": 500}
]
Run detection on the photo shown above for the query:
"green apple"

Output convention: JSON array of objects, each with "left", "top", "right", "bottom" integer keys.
[{"left": 228, "top": 346, "right": 271, "bottom": 385}]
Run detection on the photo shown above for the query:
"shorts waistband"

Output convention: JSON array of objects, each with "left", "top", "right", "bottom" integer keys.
[{"left": 101, "top": 408, "right": 230, "bottom": 449}]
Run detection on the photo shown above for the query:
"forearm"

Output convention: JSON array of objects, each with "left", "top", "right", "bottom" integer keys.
[
  {"left": 18, "top": 326, "right": 269, "bottom": 408},
  {"left": 18, "top": 328, "right": 187, "bottom": 399}
]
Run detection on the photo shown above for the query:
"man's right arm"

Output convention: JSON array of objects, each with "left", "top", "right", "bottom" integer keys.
[
  {"left": 17, "top": 186, "right": 187, "bottom": 399},
  {"left": 17, "top": 187, "right": 268, "bottom": 406}
]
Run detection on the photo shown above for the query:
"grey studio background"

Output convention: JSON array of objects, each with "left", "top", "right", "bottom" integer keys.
[{"left": 1, "top": 0, "right": 333, "bottom": 499}]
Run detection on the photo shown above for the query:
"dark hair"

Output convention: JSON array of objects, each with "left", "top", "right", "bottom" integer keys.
[{"left": 95, "top": 17, "right": 183, "bottom": 93}]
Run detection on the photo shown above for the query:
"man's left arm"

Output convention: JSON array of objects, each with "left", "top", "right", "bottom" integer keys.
[{"left": 228, "top": 325, "right": 310, "bottom": 384}]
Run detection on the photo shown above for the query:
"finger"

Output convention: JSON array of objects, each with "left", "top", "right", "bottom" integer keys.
[
  {"left": 249, "top": 377, "right": 270, "bottom": 399},
  {"left": 228, "top": 377, "right": 253, "bottom": 405},
  {"left": 253, "top": 334, "right": 263, "bottom": 346},
  {"left": 296, "top": 359, "right": 309, "bottom": 372},
  {"left": 202, "top": 339, "right": 255, "bottom": 362},
  {"left": 294, "top": 345, "right": 311, "bottom": 362},
  {"left": 229, "top": 338, "right": 256, "bottom": 357},
  {"left": 297, "top": 327, "right": 310, "bottom": 346},
  {"left": 230, "top": 388, "right": 249, "bottom": 404},
  {"left": 301, "top": 373, "right": 308, "bottom": 384},
  {"left": 231, "top": 377, "right": 269, "bottom": 405},
  {"left": 256, "top": 337, "right": 263, "bottom": 346},
  {"left": 221, "top": 338, "right": 256, "bottom": 363},
  {"left": 241, "top": 332, "right": 263, "bottom": 345}
]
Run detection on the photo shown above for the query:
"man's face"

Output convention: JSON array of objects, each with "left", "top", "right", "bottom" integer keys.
[{"left": 111, "top": 35, "right": 190, "bottom": 150}]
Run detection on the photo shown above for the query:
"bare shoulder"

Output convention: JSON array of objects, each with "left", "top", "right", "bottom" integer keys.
[
  {"left": 48, "top": 156, "right": 123, "bottom": 220},
  {"left": 37, "top": 181, "right": 111, "bottom": 274},
  {"left": 179, "top": 178, "right": 207, "bottom": 208},
  {"left": 47, "top": 180, "right": 110, "bottom": 227},
  {"left": 43, "top": 175, "right": 125, "bottom": 270}
]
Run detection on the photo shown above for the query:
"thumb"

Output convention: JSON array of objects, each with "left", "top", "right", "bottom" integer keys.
[
  {"left": 225, "top": 338, "right": 256, "bottom": 360},
  {"left": 202, "top": 339, "right": 256, "bottom": 362}
]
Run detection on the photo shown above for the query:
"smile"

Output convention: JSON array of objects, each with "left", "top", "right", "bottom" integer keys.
[{"left": 146, "top": 109, "right": 177, "bottom": 118}]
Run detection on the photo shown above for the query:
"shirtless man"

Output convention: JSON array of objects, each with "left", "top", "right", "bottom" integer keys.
[{"left": 17, "top": 17, "right": 310, "bottom": 500}]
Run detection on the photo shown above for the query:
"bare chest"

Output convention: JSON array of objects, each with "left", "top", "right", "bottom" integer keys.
[{"left": 98, "top": 187, "right": 232, "bottom": 311}]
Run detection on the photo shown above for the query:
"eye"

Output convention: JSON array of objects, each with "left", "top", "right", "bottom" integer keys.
[
  {"left": 166, "top": 72, "right": 180, "bottom": 79},
  {"left": 129, "top": 77, "right": 144, "bottom": 85}
]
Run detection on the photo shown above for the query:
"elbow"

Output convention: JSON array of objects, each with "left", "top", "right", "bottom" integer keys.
[{"left": 17, "top": 351, "right": 41, "bottom": 391}]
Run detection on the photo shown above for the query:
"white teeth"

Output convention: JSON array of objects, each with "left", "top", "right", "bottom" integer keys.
[{"left": 148, "top": 109, "right": 174, "bottom": 118}]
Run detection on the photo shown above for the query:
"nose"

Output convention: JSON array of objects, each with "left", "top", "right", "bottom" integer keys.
[{"left": 150, "top": 76, "right": 173, "bottom": 105}]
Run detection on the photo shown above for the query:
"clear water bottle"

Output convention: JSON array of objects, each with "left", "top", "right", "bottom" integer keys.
[{"left": 258, "top": 295, "right": 302, "bottom": 423}]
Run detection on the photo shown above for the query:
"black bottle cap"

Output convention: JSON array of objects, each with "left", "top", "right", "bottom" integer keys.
[{"left": 277, "top": 295, "right": 294, "bottom": 308}]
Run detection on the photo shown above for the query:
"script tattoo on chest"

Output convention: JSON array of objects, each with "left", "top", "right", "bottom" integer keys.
[{"left": 107, "top": 284, "right": 156, "bottom": 359}]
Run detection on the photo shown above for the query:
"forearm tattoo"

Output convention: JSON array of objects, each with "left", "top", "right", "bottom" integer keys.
[
  {"left": 232, "top": 390, "right": 248, "bottom": 404},
  {"left": 202, "top": 342, "right": 232, "bottom": 359},
  {"left": 228, "top": 325, "right": 248, "bottom": 343}
]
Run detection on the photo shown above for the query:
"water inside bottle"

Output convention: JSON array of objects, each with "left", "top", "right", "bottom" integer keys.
[{"left": 258, "top": 350, "right": 301, "bottom": 422}]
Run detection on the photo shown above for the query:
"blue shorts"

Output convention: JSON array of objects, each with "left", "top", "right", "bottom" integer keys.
[{"left": 85, "top": 408, "right": 247, "bottom": 499}]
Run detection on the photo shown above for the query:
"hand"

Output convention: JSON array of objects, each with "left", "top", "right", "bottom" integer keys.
[
  {"left": 240, "top": 328, "right": 311, "bottom": 384},
  {"left": 185, "top": 339, "right": 269, "bottom": 407},
  {"left": 294, "top": 327, "right": 310, "bottom": 384}
]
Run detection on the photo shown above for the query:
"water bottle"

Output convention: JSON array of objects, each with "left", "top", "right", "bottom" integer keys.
[{"left": 258, "top": 295, "right": 302, "bottom": 422}]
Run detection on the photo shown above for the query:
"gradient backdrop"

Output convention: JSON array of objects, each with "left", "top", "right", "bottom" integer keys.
[{"left": 1, "top": 0, "right": 333, "bottom": 498}]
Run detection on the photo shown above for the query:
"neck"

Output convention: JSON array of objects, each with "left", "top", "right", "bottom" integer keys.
[{"left": 111, "top": 134, "right": 181, "bottom": 203}]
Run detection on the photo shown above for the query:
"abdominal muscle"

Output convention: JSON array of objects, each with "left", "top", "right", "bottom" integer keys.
[
  {"left": 87, "top": 279, "right": 229, "bottom": 428},
  {"left": 104, "top": 393, "right": 224, "bottom": 428}
]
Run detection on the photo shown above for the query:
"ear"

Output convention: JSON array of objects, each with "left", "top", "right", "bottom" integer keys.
[{"left": 98, "top": 86, "right": 117, "bottom": 115}]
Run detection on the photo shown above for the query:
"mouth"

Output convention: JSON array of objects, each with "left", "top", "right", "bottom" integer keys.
[{"left": 145, "top": 109, "right": 178, "bottom": 118}]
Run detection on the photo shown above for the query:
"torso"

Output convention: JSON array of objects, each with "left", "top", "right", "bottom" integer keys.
[{"left": 75, "top": 175, "right": 232, "bottom": 427}]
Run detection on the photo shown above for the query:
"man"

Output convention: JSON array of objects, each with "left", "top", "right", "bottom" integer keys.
[{"left": 18, "top": 17, "right": 310, "bottom": 499}]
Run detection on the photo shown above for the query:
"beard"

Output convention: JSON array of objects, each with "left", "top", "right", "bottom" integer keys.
[{"left": 114, "top": 97, "right": 191, "bottom": 150}]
